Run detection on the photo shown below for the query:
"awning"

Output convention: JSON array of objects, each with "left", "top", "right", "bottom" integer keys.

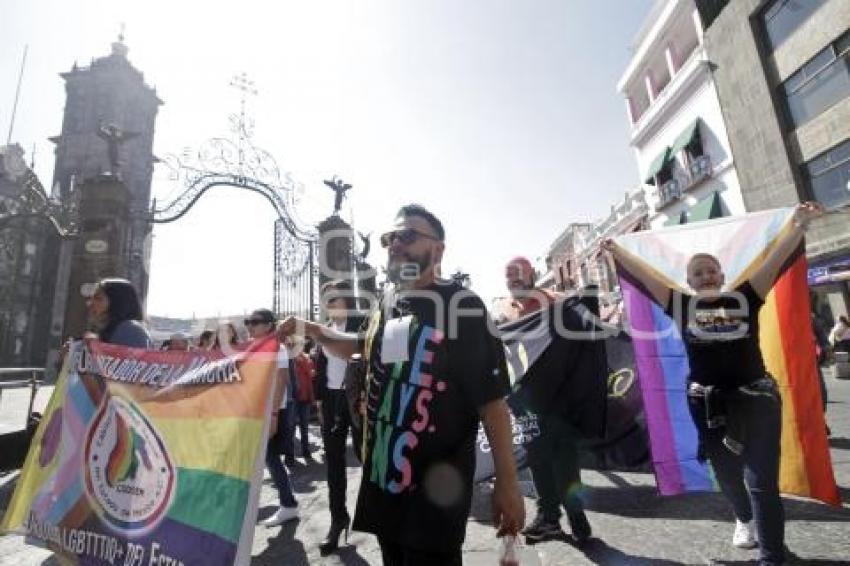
[
  {"left": 644, "top": 146, "right": 672, "bottom": 185},
  {"left": 669, "top": 119, "right": 701, "bottom": 157},
  {"left": 685, "top": 191, "right": 724, "bottom": 223}
]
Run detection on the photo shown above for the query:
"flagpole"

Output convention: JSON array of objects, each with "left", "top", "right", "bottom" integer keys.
[{"left": 6, "top": 45, "right": 28, "bottom": 145}]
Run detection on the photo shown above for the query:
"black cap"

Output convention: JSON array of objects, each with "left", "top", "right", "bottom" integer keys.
[{"left": 249, "top": 308, "right": 276, "bottom": 324}]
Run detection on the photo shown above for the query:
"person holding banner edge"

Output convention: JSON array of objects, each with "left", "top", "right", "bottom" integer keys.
[
  {"left": 278, "top": 204, "right": 524, "bottom": 565},
  {"left": 313, "top": 279, "right": 365, "bottom": 556},
  {"left": 503, "top": 256, "right": 593, "bottom": 545},
  {"left": 85, "top": 278, "right": 152, "bottom": 348},
  {"left": 246, "top": 308, "right": 300, "bottom": 527},
  {"left": 602, "top": 202, "right": 823, "bottom": 566}
]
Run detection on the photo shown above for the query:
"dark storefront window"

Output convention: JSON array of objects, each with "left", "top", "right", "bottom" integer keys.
[
  {"left": 763, "top": 0, "right": 827, "bottom": 50},
  {"left": 782, "top": 29, "right": 850, "bottom": 128},
  {"left": 806, "top": 137, "right": 850, "bottom": 209}
]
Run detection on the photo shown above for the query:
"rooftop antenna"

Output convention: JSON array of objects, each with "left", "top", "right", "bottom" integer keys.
[{"left": 6, "top": 45, "right": 28, "bottom": 145}]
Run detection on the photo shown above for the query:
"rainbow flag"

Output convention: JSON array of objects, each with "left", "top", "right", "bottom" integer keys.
[
  {"left": 612, "top": 208, "right": 840, "bottom": 505},
  {"left": 1, "top": 336, "right": 280, "bottom": 565}
]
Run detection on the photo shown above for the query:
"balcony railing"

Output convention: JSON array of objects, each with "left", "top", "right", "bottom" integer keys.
[
  {"left": 656, "top": 179, "right": 682, "bottom": 210},
  {"left": 690, "top": 154, "right": 711, "bottom": 182},
  {"left": 654, "top": 154, "right": 712, "bottom": 211}
]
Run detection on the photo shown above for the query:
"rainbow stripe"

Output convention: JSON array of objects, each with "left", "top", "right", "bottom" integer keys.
[
  {"left": 761, "top": 255, "right": 839, "bottom": 504},
  {"left": 620, "top": 274, "right": 716, "bottom": 495},
  {"left": 1, "top": 336, "right": 280, "bottom": 565},
  {"left": 614, "top": 209, "right": 839, "bottom": 505}
]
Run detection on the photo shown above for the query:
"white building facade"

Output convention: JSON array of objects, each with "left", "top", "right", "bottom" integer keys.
[{"left": 618, "top": 0, "right": 745, "bottom": 229}]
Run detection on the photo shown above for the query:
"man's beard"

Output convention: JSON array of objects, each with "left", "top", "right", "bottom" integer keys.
[
  {"left": 508, "top": 282, "right": 534, "bottom": 299},
  {"left": 387, "top": 250, "right": 432, "bottom": 285}
]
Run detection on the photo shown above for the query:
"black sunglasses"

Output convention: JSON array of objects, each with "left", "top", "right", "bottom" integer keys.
[
  {"left": 244, "top": 318, "right": 270, "bottom": 326},
  {"left": 379, "top": 228, "right": 440, "bottom": 248}
]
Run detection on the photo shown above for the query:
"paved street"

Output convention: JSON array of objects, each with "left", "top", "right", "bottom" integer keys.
[{"left": 1, "top": 372, "right": 849, "bottom": 565}]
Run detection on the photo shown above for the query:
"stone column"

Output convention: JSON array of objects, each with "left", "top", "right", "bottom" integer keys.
[
  {"left": 62, "top": 174, "right": 131, "bottom": 338},
  {"left": 317, "top": 215, "right": 379, "bottom": 315},
  {"left": 317, "top": 215, "right": 354, "bottom": 318}
]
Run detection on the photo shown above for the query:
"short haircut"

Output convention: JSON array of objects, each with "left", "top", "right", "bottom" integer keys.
[
  {"left": 249, "top": 308, "right": 276, "bottom": 326},
  {"left": 321, "top": 279, "right": 354, "bottom": 308},
  {"left": 320, "top": 279, "right": 352, "bottom": 295},
  {"left": 396, "top": 204, "right": 445, "bottom": 241},
  {"left": 687, "top": 253, "right": 722, "bottom": 273}
]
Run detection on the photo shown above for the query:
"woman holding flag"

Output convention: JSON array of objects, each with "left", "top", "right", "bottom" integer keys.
[{"left": 603, "top": 202, "right": 823, "bottom": 566}]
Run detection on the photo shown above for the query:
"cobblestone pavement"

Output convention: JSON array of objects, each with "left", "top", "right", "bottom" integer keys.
[{"left": 1, "top": 372, "right": 849, "bottom": 565}]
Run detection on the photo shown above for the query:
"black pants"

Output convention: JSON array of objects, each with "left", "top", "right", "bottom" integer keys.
[
  {"left": 321, "top": 389, "right": 362, "bottom": 524},
  {"left": 294, "top": 400, "right": 312, "bottom": 456},
  {"left": 378, "top": 537, "right": 462, "bottom": 566},
  {"left": 525, "top": 413, "right": 584, "bottom": 521},
  {"left": 276, "top": 406, "right": 296, "bottom": 461},
  {"left": 689, "top": 384, "right": 785, "bottom": 564}
]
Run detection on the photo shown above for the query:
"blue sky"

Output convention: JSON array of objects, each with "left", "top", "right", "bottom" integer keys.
[{"left": 1, "top": 0, "right": 653, "bottom": 317}]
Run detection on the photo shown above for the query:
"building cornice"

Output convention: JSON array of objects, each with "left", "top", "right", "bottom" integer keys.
[
  {"left": 617, "top": 0, "right": 682, "bottom": 92},
  {"left": 629, "top": 47, "right": 712, "bottom": 148}
]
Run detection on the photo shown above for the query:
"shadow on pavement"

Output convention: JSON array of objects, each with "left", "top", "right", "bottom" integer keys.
[
  {"left": 581, "top": 471, "right": 850, "bottom": 523},
  {"left": 335, "top": 545, "right": 372, "bottom": 565},
  {"left": 573, "top": 538, "right": 688, "bottom": 565},
  {"left": 829, "top": 436, "right": 850, "bottom": 450},
  {"left": 713, "top": 555, "right": 850, "bottom": 565},
  {"left": 252, "top": 515, "right": 308, "bottom": 566}
]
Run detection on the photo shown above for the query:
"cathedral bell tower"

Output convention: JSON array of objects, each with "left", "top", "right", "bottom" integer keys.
[{"left": 49, "top": 33, "right": 162, "bottom": 303}]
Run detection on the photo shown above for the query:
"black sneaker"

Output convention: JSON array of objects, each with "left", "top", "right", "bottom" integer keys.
[
  {"left": 567, "top": 510, "right": 591, "bottom": 545},
  {"left": 521, "top": 515, "right": 563, "bottom": 543}
]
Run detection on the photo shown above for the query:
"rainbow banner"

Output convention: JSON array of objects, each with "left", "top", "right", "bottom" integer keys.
[
  {"left": 613, "top": 208, "right": 840, "bottom": 505},
  {"left": 1, "top": 336, "right": 280, "bottom": 565}
]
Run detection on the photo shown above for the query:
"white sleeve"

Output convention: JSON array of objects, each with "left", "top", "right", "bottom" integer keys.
[{"left": 277, "top": 346, "right": 289, "bottom": 369}]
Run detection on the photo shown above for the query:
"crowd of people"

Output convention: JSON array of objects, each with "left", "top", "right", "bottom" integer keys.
[{"left": 76, "top": 201, "right": 833, "bottom": 566}]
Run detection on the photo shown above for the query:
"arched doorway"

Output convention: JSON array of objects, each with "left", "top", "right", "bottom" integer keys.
[{"left": 148, "top": 110, "right": 319, "bottom": 321}]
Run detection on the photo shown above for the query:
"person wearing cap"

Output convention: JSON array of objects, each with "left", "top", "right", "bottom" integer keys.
[
  {"left": 246, "top": 308, "right": 299, "bottom": 526},
  {"left": 503, "top": 256, "right": 593, "bottom": 545},
  {"left": 278, "top": 204, "right": 524, "bottom": 565}
]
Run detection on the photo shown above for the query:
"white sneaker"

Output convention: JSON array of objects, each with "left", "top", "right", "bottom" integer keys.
[
  {"left": 732, "top": 519, "right": 757, "bottom": 549},
  {"left": 260, "top": 505, "right": 299, "bottom": 526}
]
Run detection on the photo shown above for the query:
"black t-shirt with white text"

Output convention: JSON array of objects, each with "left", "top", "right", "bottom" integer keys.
[
  {"left": 352, "top": 281, "right": 509, "bottom": 551},
  {"left": 665, "top": 282, "right": 766, "bottom": 388}
]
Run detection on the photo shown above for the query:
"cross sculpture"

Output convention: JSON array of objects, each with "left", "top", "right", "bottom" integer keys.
[
  {"left": 97, "top": 123, "right": 139, "bottom": 177},
  {"left": 323, "top": 176, "right": 352, "bottom": 216}
]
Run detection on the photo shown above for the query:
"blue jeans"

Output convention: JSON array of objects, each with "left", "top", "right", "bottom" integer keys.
[
  {"left": 689, "top": 383, "right": 784, "bottom": 564},
  {"left": 266, "top": 426, "right": 297, "bottom": 508}
]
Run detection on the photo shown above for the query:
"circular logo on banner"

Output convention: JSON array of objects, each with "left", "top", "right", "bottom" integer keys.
[{"left": 84, "top": 395, "right": 174, "bottom": 534}]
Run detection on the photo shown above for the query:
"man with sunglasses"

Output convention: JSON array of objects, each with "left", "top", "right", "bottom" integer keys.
[
  {"left": 279, "top": 204, "right": 524, "bottom": 565},
  {"left": 246, "top": 308, "right": 299, "bottom": 526}
]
